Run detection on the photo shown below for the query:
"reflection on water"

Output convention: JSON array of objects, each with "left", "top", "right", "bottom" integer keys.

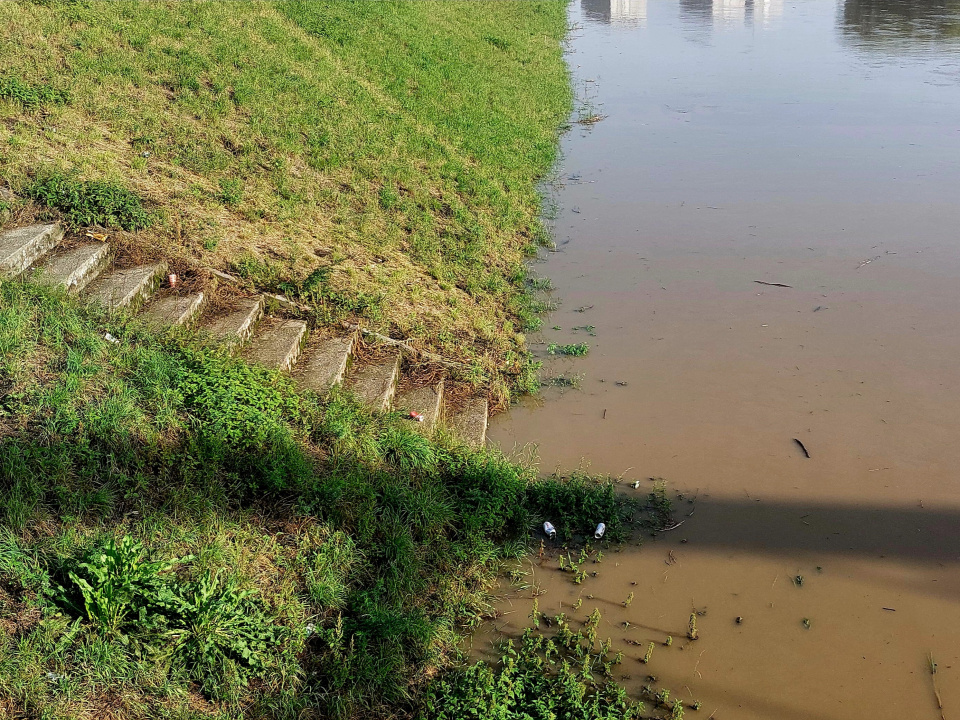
[
  {"left": 840, "top": 0, "right": 960, "bottom": 49},
  {"left": 586, "top": 0, "right": 960, "bottom": 40},
  {"left": 672, "top": 0, "right": 785, "bottom": 28},
  {"left": 581, "top": 0, "right": 648, "bottom": 26}
]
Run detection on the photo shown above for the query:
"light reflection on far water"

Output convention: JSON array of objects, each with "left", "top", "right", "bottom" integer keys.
[
  {"left": 581, "top": 0, "right": 648, "bottom": 26},
  {"left": 840, "top": 0, "right": 960, "bottom": 51},
  {"left": 583, "top": 0, "right": 960, "bottom": 52}
]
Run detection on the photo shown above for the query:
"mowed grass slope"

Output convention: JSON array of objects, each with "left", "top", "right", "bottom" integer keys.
[{"left": 0, "top": 1, "right": 572, "bottom": 392}]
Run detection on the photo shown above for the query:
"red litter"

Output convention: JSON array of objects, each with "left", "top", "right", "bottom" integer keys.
[
  {"left": 168, "top": 273, "right": 179, "bottom": 287},
  {"left": 409, "top": 411, "right": 424, "bottom": 423}
]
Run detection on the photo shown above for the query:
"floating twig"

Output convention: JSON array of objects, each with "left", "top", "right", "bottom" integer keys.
[
  {"left": 754, "top": 280, "right": 793, "bottom": 288},
  {"left": 929, "top": 652, "right": 946, "bottom": 720},
  {"left": 793, "top": 438, "right": 811, "bottom": 458}
]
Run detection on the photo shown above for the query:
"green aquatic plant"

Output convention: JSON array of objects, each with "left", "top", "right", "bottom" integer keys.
[
  {"left": 642, "top": 642, "right": 655, "bottom": 664},
  {"left": 425, "top": 614, "right": 645, "bottom": 719},
  {"left": 548, "top": 342, "right": 590, "bottom": 356}
]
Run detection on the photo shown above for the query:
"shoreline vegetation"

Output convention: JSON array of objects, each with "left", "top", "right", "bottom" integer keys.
[
  {"left": 0, "top": 2, "right": 661, "bottom": 718},
  {"left": 0, "top": 280, "right": 647, "bottom": 718}
]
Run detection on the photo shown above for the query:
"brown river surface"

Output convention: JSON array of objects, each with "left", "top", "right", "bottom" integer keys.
[{"left": 480, "top": 1, "right": 960, "bottom": 718}]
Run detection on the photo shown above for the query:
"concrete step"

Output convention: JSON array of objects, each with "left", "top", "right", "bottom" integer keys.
[
  {"left": 295, "top": 333, "right": 355, "bottom": 394},
  {"left": 243, "top": 319, "right": 307, "bottom": 372},
  {"left": 141, "top": 292, "right": 206, "bottom": 329},
  {"left": 448, "top": 398, "right": 488, "bottom": 449},
  {"left": 0, "top": 223, "right": 63, "bottom": 279},
  {"left": 395, "top": 379, "right": 445, "bottom": 433},
  {"left": 35, "top": 242, "right": 111, "bottom": 294},
  {"left": 202, "top": 296, "right": 263, "bottom": 350},
  {"left": 83, "top": 261, "right": 167, "bottom": 312},
  {"left": 350, "top": 352, "right": 400, "bottom": 412}
]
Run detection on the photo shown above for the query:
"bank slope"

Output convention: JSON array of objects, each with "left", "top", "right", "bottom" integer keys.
[{"left": 0, "top": 1, "right": 572, "bottom": 396}]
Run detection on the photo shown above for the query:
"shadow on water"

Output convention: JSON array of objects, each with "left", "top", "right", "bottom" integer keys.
[
  {"left": 648, "top": 494, "right": 960, "bottom": 599},
  {"left": 674, "top": 495, "right": 960, "bottom": 561}
]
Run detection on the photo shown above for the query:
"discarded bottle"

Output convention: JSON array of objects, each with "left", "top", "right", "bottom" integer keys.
[
  {"left": 543, "top": 521, "right": 557, "bottom": 539},
  {"left": 594, "top": 523, "right": 606, "bottom": 539}
]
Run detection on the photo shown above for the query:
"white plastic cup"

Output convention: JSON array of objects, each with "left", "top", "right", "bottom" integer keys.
[
  {"left": 594, "top": 523, "right": 606, "bottom": 539},
  {"left": 543, "top": 521, "right": 557, "bottom": 539}
]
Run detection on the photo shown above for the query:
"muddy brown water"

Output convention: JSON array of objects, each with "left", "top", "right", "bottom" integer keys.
[{"left": 479, "top": 1, "right": 960, "bottom": 718}]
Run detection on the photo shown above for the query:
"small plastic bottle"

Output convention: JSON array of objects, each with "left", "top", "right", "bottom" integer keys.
[
  {"left": 594, "top": 523, "right": 606, "bottom": 539},
  {"left": 543, "top": 521, "right": 557, "bottom": 539}
]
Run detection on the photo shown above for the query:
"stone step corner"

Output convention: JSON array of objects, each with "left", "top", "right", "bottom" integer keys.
[
  {"left": 202, "top": 296, "right": 264, "bottom": 351},
  {"left": 395, "top": 377, "right": 445, "bottom": 433},
  {"left": 447, "top": 397, "right": 488, "bottom": 449},
  {"left": 0, "top": 222, "right": 64, "bottom": 279},
  {"left": 83, "top": 261, "right": 168, "bottom": 312},
  {"left": 35, "top": 242, "right": 112, "bottom": 294},
  {"left": 243, "top": 318, "right": 308, "bottom": 372},
  {"left": 350, "top": 352, "right": 401, "bottom": 412},
  {"left": 295, "top": 331, "right": 357, "bottom": 394},
  {"left": 141, "top": 291, "right": 207, "bottom": 329}
]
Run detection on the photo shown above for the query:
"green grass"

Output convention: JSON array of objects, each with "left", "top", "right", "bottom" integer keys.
[
  {"left": 426, "top": 611, "right": 697, "bottom": 719},
  {"left": 425, "top": 614, "right": 644, "bottom": 720},
  {"left": 0, "top": 76, "right": 70, "bottom": 109},
  {"left": 24, "top": 171, "right": 153, "bottom": 230},
  {"left": 0, "top": 1, "right": 573, "bottom": 400},
  {"left": 0, "top": 281, "right": 638, "bottom": 719}
]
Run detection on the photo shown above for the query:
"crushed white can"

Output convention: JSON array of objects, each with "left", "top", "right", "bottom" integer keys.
[
  {"left": 543, "top": 521, "right": 557, "bottom": 539},
  {"left": 594, "top": 523, "right": 606, "bottom": 539}
]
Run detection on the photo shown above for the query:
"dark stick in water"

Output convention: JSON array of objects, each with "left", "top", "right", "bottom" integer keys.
[{"left": 794, "top": 438, "right": 811, "bottom": 458}]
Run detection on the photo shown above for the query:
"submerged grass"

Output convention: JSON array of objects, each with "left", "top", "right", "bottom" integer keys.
[
  {"left": 0, "top": 1, "right": 573, "bottom": 398},
  {"left": 426, "top": 611, "right": 698, "bottom": 719},
  {"left": 0, "top": 281, "right": 637, "bottom": 719},
  {"left": 548, "top": 342, "right": 590, "bottom": 357}
]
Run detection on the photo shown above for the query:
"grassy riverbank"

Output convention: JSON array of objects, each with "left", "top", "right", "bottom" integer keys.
[
  {"left": 0, "top": 3, "right": 619, "bottom": 717},
  {"left": 0, "top": 280, "right": 638, "bottom": 719},
  {"left": 0, "top": 1, "right": 572, "bottom": 398}
]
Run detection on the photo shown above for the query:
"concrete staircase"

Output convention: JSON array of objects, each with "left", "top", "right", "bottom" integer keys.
[{"left": 0, "top": 222, "right": 489, "bottom": 448}]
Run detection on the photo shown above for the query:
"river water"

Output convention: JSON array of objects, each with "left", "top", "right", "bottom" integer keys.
[{"left": 483, "top": 1, "right": 960, "bottom": 717}]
